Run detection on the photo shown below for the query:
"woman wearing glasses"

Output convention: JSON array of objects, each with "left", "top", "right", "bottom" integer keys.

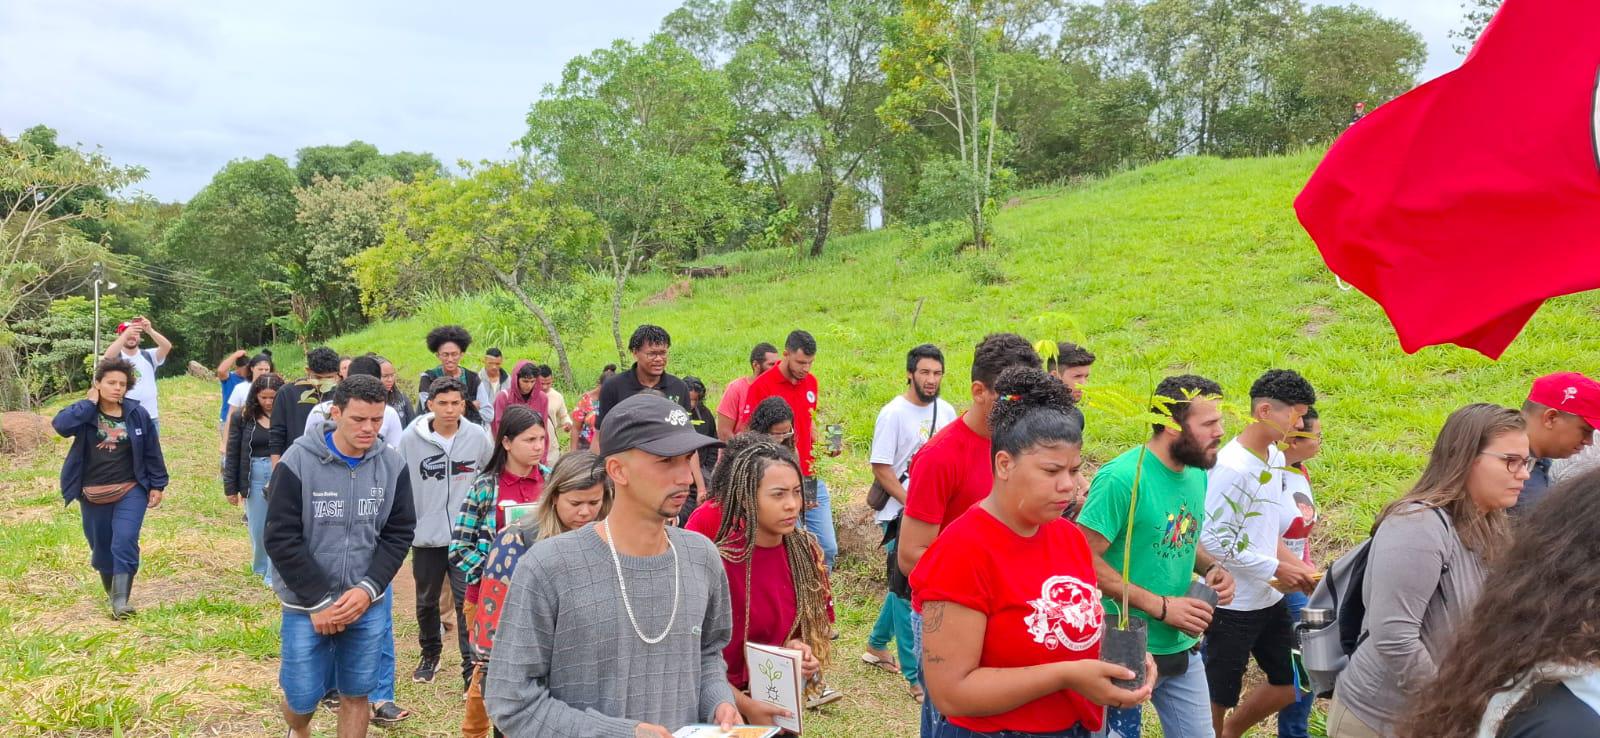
[{"left": 1327, "top": 403, "right": 1530, "bottom": 737}]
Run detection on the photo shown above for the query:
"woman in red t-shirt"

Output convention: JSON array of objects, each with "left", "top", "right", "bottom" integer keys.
[
  {"left": 703, "top": 440, "right": 832, "bottom": 728},
  {"left": 912, "top": 368, "right": 1155, "bottom": 737}
]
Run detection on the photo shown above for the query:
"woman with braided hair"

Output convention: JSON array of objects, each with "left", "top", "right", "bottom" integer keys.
[
  {"left": 912, "top": 367, "right": 1154, "bottom": 737},
  {"left": 695, "top": 440, "right": 834, "bottom": 726}
]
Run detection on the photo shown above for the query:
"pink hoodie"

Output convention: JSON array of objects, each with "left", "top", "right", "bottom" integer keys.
[{"left": 492, "top": 360, "right": 550, "bottom": 437}]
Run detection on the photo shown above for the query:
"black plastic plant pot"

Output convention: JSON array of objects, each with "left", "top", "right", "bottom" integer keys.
[
  {"left": 1186, "top": 579, "right": 1219, "bottom": 608},
  {"left": 1101, "top": 616, "right": 1148, "bottom": 690}
]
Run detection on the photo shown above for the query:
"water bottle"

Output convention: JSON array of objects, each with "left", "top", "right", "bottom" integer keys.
[{"left": 1297, "top": 607, "right": 1345, "bottom": 697}]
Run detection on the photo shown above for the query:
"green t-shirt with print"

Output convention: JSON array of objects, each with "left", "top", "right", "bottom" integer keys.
[{"left": 1077, "top": 444, "right": 1209, "bottom": 655}]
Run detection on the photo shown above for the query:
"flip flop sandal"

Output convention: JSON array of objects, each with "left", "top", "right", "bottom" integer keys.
[
  {"left": 908, "top": 683, "right": 925, "bottom": 704},
  {"left": 370, "top": 701, "right": 412, "bottom": 725},
  {"left": 860, "top": 651, "right": 900, "bottom": 673}
]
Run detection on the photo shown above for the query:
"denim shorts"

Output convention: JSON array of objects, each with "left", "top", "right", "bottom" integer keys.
[{"left": 279, "top": 594, "right": 392, "bottom": 714}]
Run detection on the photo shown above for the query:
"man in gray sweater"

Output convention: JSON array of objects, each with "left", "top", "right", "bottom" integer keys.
[{"left": 484, "top": 393, "right": 739, "bottom": 737}]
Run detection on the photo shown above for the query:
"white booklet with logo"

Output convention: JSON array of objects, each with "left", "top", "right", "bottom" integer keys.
[
  {"left": 744, "top": 642, "right": 803, "bottom": 735},
  {"left": 671, "top": 726, "right": 780, "bottom": 738}
]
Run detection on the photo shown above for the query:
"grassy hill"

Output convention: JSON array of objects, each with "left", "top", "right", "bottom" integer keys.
[{"left": 7, "top": 150, "right": 1597, "bottom": 736}]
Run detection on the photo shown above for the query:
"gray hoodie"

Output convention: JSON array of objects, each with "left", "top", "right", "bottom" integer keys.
[
  {"left": 400, "top": 413, "right": 493, "bottom": 548},
  {"left": 264, "top": 424, "right": 415, "bottom": 612}
]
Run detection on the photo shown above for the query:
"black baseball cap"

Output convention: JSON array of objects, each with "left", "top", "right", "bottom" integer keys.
[{"left": 601, "top": 393, "right": 724, "bottom": 458}]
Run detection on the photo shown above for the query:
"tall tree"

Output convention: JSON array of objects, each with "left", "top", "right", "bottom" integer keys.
[
  {"left": 724, "top": 0, "right": 893, "bottom": 256},
  {"left": 881, "top": 0, "right": 1012, "bottom": 249},
  {"left": 0, "top": 132, "right": 144, "bottom": 409},
  {"left": 158, "top": 155, "right": 300, "bottom": 357},
  {"left": 286, "top": 175, "right": 397, "bottom": 344},
  {"left": 293, "top": 141, "right": 443, "bottom": 186},
  {"left": 352, "top": 162, "right": 599, "bottom": 387},
  {"left": 521, "top": 34, "right": 743, "bottom": 363}
]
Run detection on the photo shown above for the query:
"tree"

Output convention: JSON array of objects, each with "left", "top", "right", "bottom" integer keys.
[
  {"left": 723, "top": 0, "right": 894, "bottom": 256},
  {"left": 157, "top": 155, "right": 301, "bottom": 358},
  {"left": 293, "top": 141, "right": 443, "bottom": 186},
  {"left": 1452, "top": 0, "right": 1501, "bottom": 55},
  {"left": 0, "top": 132, "right": 144, "bottom": 409},
  {"left": 289, "top": 175, "right": 397, "bottom": 343},
  {"left": 521, "top": 35, "right": 744, "bottom": 363},
  {"left": 352, "top": 162, "right": 601, "bottom": 387},
  {"left": 881, "top": 0, "right": 1015, "bottom": 249}
]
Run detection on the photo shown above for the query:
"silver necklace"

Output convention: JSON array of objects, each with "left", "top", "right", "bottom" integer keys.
[{"left": 601, "top": 520, "right": 679, "bottom": 645}]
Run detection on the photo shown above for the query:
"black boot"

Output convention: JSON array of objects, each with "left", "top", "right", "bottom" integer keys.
[
  {"left": 100, "top": 572, "right": 113, "bottom": 593},
  {"left": 110, "top": 573, "right": 136, "bottom": 620}
]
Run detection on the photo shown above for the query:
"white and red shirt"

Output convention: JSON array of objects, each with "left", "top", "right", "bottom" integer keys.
[
  {"left": 911, "top": 506, "right": 1106, "bottom": 734},
  {"left": 1282, "top": 464, "right": 1317, "bottom": 566}
]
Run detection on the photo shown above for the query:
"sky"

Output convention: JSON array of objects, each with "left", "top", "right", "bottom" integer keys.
[{"left": 0, "top": 0, "right": 1468, "bottom": 203}]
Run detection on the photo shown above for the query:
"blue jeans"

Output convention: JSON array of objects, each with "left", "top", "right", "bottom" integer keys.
[
  {"left": 1100, "top": 650, "right": 1214, "bottom": 738},
  {"left": 280, "top": 592, "right": 392, "bottom": 715},
  {"left": 246, "top": 457, "right": 272, "bottom": 585},
  {"left": 922, "top": 704, "right": 1091, "bottom": 738},
  {"left": 870, "top": 531, "right": 920, "bottom": 685},
  {"left": 79, "top": 485, "right": 148, "bottom": 575},
  {"left": 805, "top": 479, "right": 839, "bottom": 569},
  {"left": 1278, "top": 591, "right": 1312, "bottom": 738}
]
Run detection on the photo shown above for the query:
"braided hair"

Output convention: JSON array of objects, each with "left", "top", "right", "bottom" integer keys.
[{"left": 714, "top": 441, "right": 832, "bottom": 680}]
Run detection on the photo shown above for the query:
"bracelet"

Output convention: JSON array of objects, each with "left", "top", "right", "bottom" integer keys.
[
  {"left": 1202, "top": 562, "right": 1219, "bottom": 577},
  {"left": 1158, "top": 596, "right": 1169, "bottom": 621}
]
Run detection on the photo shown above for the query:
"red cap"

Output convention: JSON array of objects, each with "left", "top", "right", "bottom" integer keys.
[
  {"left": 1528, "top": 372, "right": 1600, "bottom": 429},
  {"left": 115, "top": 322, "right": 131, "bottom": 334}
]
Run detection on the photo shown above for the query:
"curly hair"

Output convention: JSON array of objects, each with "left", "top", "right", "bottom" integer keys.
[
  {"left": 426, "top": 324, "right": 472, "bottom": 354},
  {"left": 989, "top": 367, "right": 1081, "bottom": 461},
  {"left": 306, "top": 346, "right": 341, "bottom": 376},
  {"left": 713, "top": 441, "right": 832, "bottom": 683},
  {"left": 94, "top": 357, "right": 137, "bottom": 388},
  {"left": 628, "top": 324, "right": 670, "bottom": 352},
  {"left": 1401, "top": 468, "right": 1600, "bottom": 738},
  {"left": 748, "top": 396, "right": 794, "bottom": 434},
  {"left": 1248, "top": 368, "right": 1317, "bottom": 407},
  {"left": 1151, "top": 374, "right": 1224, "bottom": 437},
  {"left": 972, "top": 333, "right": 1041, "bottom": 387}
]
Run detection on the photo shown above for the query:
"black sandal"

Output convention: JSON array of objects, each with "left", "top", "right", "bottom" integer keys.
[{"left": 370, "top": 701, "right": 412, "bottom": 725}]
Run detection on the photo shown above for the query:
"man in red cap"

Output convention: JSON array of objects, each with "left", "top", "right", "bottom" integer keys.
[{"left": 1515, "top": 373, "right": 1600, "bottom": 515}]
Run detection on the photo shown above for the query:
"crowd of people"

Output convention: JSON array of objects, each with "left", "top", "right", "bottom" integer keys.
[{"left": 48, "top": 314, "right": 1600, "bottom": 737}]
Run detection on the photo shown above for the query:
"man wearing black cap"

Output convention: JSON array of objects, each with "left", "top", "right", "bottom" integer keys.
[{"left": 484, "top": 393, "right": 742, "bottom": 737}]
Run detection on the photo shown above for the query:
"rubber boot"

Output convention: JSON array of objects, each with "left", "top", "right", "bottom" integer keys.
[
  {"left": 100, "top": 572, "right": 113, "bottom": 593},
  {"left": 110, "top": 573, "right": 136, "bottom": 620}
]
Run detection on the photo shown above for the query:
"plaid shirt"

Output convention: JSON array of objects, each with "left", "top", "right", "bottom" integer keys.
[{"left": 449, "top": 467, "right": 544, "bottom": 583}]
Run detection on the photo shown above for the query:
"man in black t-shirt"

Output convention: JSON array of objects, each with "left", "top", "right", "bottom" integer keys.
[{"left": 594, "top": 324, "right": 692, "bottom": 430}]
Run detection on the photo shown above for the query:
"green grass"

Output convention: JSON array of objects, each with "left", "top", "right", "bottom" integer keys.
[{"left": 8, "top": 149, "right": 1598, "bottom": 735}]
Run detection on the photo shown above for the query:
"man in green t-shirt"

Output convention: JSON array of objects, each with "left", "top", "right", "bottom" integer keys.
[{"left": 1077, "top": 374, "right": 1235, "bottom": 738}]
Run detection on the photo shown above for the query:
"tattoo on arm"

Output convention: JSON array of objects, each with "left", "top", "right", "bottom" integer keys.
[
  {"left": 925, "top": 649, "right": 947, "bottom": 665},
  {"left": 922, "top": 602, "right": 946, "bottom": 634}
]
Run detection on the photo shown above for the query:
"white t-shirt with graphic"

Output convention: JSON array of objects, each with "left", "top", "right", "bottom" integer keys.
[
  {"left": 868, "top": 394, "right": 957, "bottom": 522},
  {"left": 119, "top": 348, "right": 164, "bottom": 418}
]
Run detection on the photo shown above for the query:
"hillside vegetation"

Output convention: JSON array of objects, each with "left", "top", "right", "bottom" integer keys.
[{"left": 5, "top": 150, "right": 1592, "bottom": 736}]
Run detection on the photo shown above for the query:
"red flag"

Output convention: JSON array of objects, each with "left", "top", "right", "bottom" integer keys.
[{"left": 1295, "top": 0, "right": 1600, "bottom": 359}]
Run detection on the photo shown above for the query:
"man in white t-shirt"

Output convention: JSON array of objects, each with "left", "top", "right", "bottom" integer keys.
[
  {"left": 862, "top": 343, "right": 955, "bottom": 701},
  {"left": 102, "top": 317, "right": 172, "bottom": 424},
  {"left": 537, "top": 366, "right": 572, "bottom": 461},
  {"left": 1198, "top": 369, "right": 1319, "bottom": 738}
]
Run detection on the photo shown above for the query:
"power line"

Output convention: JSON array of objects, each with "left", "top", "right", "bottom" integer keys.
[{"left": 100, "top": 255, "right": 229, "bottom": 291}]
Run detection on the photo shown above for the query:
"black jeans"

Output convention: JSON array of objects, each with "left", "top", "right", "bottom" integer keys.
[{"left": 412, "top": 546, "right": 471, "bottom": 684}]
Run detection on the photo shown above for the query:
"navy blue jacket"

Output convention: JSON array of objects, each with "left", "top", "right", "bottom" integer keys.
[{"left": 53, "top": 398, "right": 170, "bottom": 505}]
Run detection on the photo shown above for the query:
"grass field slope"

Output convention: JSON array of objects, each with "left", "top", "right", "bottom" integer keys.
[{"left": 5, "top": 150, "right": 1595, "bottom": 736}]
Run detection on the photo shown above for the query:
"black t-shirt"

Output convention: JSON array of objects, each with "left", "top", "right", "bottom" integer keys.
[
  {"left": 419, "top": 366, "right": 483, "bottom": 425},
  {"left": 248, "top": 420, "right": 272, "bottom": 458},
  {"left": 690, "top": 404, "right": 718, "bottom": 473},
  {"left": 594, "top": 364, "right": 692, "bottom": 428},
  {"left": 83, "top": 409, "right": 135, "bottom": 487},
  {"left": 1500, "top": 682, "right": 1600, "bottom": 737}
]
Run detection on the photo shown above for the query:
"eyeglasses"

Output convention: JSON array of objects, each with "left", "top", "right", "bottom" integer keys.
[{"left": 1480, "top": 451, "right": 1534, "bottom": 473}]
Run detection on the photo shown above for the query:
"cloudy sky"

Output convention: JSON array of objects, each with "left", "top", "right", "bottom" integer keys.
[{"left": 0, "top": 0, "right": 1468, "bottom": 202}]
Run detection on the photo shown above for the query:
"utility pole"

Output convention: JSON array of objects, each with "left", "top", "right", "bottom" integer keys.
[{"left": 92, "top": 263, "right": 116, "bottom": 358}]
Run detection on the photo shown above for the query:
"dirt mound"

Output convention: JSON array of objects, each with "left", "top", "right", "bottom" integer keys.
[
  {"left": 1, "top": 411, "right": 52, "bottom": 455},
  {"left": 644, "top": 279, "right": 694, "bottom": 306}
]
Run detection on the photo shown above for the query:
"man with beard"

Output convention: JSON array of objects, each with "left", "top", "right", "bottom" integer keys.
[
  {"left": 863, "top": 343, "right": 956, "bottom": 703},
  {"left": 1076, "top": 374, "right": 1236, "bottom": 738},
  {"left": 483, "top": 393, "right": 740, "bottom": 736}
]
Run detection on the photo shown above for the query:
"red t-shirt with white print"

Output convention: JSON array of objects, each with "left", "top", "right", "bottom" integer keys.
[{"left": 911, "top": 506, "right": 1106, "bottom": 734}]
